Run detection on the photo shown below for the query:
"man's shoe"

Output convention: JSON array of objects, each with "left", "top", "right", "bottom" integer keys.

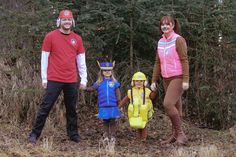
[
  {"left": 28, "top": 134, "right": 37, "bottom": 144},
  {"left": 70, "top": 135, "right": 80, "bottom": 143}
]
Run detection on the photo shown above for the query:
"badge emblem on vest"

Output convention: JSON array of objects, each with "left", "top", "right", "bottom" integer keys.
[
  {"left": 64, "top": 10, "right": 70, "bottom": 16},
  {"left": 71, "top": 39, "right": 77, "bottom": 45},
  {"left": 108, "top": 82, "right": 114, "bottom": 87}
]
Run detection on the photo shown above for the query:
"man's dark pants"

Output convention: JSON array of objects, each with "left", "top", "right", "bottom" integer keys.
[{"left": 29, "top": 80, "right": 79, "bottom": 139}]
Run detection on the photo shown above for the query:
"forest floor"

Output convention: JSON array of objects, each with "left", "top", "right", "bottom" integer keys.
[{"left": 0, "top": 110, "right": 235, "bottom": 157}]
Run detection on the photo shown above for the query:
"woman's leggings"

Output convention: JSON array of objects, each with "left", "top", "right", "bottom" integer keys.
[{"left": 163, "top": 77, "right": 183, "bottom": 117}]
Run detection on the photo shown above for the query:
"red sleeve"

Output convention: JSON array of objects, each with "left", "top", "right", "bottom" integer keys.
[
  {"left": 77, "top": 36, "right": 85, "bottom": 54},
  {"left": 41, "top": 33, "right": 52, "bottom": 52}
]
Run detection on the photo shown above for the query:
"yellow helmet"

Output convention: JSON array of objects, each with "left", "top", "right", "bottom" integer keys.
[{"left": 132, "top": 72, "right": 147, "bottom": 81}]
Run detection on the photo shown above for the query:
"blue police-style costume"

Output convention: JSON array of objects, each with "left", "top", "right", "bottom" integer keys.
[
  {"left": 93, "top": 78, "right": 121, "bottom": 119},
  {"left": 88, "top": 61, "right": 121, "bottom": 140}
]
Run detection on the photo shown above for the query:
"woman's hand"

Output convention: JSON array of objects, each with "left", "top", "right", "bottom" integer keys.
[
  {"left": 182, "top": 82, "right": 189, "bottom": 90},
  {"left": 150, "top": 82, "right": 157, "bottom": 91}
]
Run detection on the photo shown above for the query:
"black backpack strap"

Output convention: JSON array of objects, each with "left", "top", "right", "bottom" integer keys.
[
  {"left": 143, "top": 86, "right": 145, "bottom": 105},
  {"left": 131, "top": 87, "right": 133, "bottom": 104}
]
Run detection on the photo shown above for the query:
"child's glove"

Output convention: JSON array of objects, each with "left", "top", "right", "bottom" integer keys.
[{"left": 150, "top": 82, "right": 157, "bottom": 91}]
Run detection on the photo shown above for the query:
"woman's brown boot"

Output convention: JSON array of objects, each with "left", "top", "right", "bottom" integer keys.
[{"left": 170, "top": 114, "right": 188, "bottom": 145}]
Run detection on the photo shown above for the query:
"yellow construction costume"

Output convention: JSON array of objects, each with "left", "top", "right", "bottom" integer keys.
[{"left": 127, "top": 72, "right": 154, "bottom": 129}]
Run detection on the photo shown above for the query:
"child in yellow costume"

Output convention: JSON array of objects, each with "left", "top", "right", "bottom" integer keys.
[{"left": 119, "top": 72, "right": 157, "bottom": 141}]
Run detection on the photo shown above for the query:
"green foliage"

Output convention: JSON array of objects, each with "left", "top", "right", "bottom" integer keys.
[{"left": 77, "top": 0, "right": 158, "bottom": 62}]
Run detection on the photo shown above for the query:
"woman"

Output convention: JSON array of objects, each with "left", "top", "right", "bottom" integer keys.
[{"left": 151, "top": 15, "right": 189, "bottom": 145}]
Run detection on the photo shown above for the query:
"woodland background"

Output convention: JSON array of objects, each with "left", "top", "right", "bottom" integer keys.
[{"left": 0, "top": 0, "right": 235, "bottom": 132}]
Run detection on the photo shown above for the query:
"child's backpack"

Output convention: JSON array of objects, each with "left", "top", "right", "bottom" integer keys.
[{"left": 127, "top": 87, "right": 154, "bottom": 129}]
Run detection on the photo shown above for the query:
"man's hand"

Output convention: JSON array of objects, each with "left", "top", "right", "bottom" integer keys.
[
  {"left": 79, "top": 84, "right": 87, "bottom": 90},
  {"left": 182, "top": 82, "right": 189, "bottom": 90},
  {"left": 42, "top": 82, "right": 47, "bottom": 89},
  {"left": 150, "top": 82, "right": 157, "bottom": 91}
]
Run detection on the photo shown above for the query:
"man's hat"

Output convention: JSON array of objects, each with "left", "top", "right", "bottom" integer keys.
[
  {"left": 56, "top": 10, "right": 75, "bottom": 27},
  {"left": 59, "top": 10, "right": 74, "bottom": 19},
  {"left": 97, "top": 61, "right": 115, "bottom": 70}
]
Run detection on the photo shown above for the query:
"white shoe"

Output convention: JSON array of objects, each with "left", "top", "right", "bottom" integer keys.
[{"left": 110, "top": 137, "right": 116, "bottom": 144}]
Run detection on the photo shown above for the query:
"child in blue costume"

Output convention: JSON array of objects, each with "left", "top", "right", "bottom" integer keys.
[{"left": 86, "top": 61, "right": 121, "bottom": 141}]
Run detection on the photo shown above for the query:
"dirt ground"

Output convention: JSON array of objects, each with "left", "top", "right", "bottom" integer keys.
[{"left": 0, "top": 110, "right": 235, "bottom": 157}]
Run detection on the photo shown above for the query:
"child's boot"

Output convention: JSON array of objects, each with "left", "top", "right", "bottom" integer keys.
[
  {"left": 141, "top": 128, "right": 147, "bottom": 141},
  {"left": 136, "top": 129, "right": 142, "bottom": 140},
  {"left": 103, "top": 120, "right": 110, "bottom": 139},
  {"left": 109, "top": 119, "right": 117, "bottom": 141}
]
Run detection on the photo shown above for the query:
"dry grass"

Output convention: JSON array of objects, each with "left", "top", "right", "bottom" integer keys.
[
  {"left": 0, "top": 119, "right": 235, "bottom": 157},
  {"left": 0, "top": 57, "right": 235, "bottom": 157},
  {"left": 41, "top": 136, "right": 54, "bottom": 152},
  {"left": 0, "top": 57, "right": 70, "bottom": 129},
  {"left": 198, "top": 145, "right": 223, "bottom": 157},
  {"left": 99, "top": 137, "right": 116, "bottom": 156},
  {"left": 168, "top": 144, "right": 223, "bottom": 157}
]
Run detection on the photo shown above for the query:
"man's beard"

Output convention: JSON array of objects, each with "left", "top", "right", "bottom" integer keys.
[{"left": 61, "top": 25, "right": 72, "bottom": 31}]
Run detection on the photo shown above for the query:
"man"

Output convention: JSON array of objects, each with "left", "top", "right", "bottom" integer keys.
[{"left": 28, "top": 10, "right": 87, "bottom": 144}]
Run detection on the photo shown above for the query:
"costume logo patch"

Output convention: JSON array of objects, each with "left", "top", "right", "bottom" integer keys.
[
  {"left": 141, "top": 93, "right": 144, "bottom": 98},
  {"left": 71, "top": 39, "right": 77, "bottom": 45},
  {"left": 64, "top": 10, "right": 70, "bottom": 16},
  {"left": 109, "top": 82, "right": 114, "bottom": 87}
]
